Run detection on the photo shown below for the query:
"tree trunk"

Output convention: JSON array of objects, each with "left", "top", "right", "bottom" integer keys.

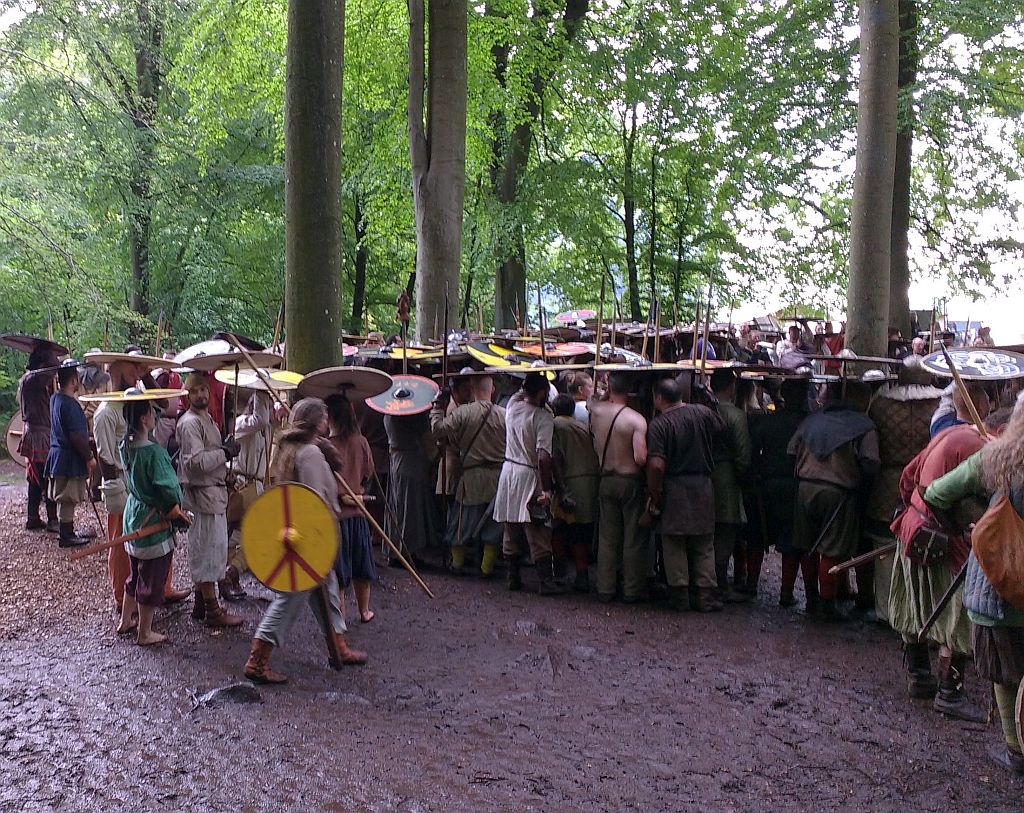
[
  {"left": 128, "top": 0, "right": 162, "bottom": 316},
  {"left": 889, "top": 0, "right": 917, "bottom": 337},
  {"left": 350, "top": 193, "right": 368, "bottom": 333},
  {"left": 284, "top": 0, "right": 345, "bottom": 373},
  {"left": 846, "top": 0, "right": 899, "bottom": 357},
  {"left": 490, "top": 0, "right": 589, "bottom": 329},
  {"left": 408, "top": 0, "right": 467, "bottom": 343},
  {"left": 623, "top": 102, "right": 641, "bottom": 322}
]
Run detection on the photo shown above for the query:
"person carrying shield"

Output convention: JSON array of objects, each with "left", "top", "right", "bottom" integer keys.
[
  {"left": 16, "top": 341, "right": 61, "bottom": 532},
  {"left": 244, "top": 398, "right": 367, "bottom": 685}
]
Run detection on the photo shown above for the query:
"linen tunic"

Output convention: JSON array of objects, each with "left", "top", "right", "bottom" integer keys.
[
  {"left": 120, "top": 439, "right": 183, "bottom": 560},
  {"left": 493, "top": 391, "right": 553, "bottom": 524},
  {"left": 176, "top": 409, "right": 228, "bottom": 514},
  {"left": 431, "top": 399, "right": 506, "bottom": 506},
  {"left": 552, "top": 416, "right": 599, "bottom": 524}
]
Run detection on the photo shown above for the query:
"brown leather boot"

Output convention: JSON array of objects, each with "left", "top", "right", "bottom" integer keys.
[
  {"left": 329, "top": 633, "right": 368, "bottom": 668},
  {"left": 933, "top": 653, "right": 986, "bottom": 723},
  {"left": 244, "top": 639, "right": 288, "bottom": 684},
  {"left": 164, "top": 587, "right": 191, "bottom": 604},
  {"left": 218, "top": 565, "right": 247, "bottom": 602},
  {"left": 204, "top": 594, "right": 244, "bottom": 628}
]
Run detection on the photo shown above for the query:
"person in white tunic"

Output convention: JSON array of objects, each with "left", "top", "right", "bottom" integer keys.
[{"left": 493, "top": 373, "right": 565, "bottom": 594}]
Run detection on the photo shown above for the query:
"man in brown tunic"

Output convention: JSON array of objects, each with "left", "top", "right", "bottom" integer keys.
[
  {"left": 789, "top": 382, "right": 880, "bottom": 621},
  {"left": 176, "top": 373, "right": 243, "bottom": 628},
  {"left": 646, "top": 377, "right": 726, "bottom": 611}
]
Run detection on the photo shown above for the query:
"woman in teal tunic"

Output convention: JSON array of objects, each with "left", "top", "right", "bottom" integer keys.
[{"left": 117, "top": 396, "right": 189, "bottom": 646}]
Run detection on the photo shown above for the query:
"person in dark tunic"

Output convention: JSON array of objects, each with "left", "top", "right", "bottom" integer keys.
[
  {"left": 43, "top": 361, "right": 97, "bottom": 547},
  {"left": 747, "top": 377, "right": 812, "bottom": 607},
  {"left": 17, "top": 343, "right": 60, "bottom": 532},
  {"left": 645, "top": 377, "right": 726, "bottom": 612},
  {"left": 384, "top": 411, "right": 438, "bottom": 564},
  {"left": 788, "top": 382, "right": 880, "bottom": 621}
]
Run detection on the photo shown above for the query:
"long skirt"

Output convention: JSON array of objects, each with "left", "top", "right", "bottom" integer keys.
[
  {"left": 385, "top": 450, "right": 437, "bottom": 555},
  {"left": 336, "top": 516, "right": 378, "bottom": 587},
  {"left": 889, "top": 548, "right": 972, "bottom": 653}
]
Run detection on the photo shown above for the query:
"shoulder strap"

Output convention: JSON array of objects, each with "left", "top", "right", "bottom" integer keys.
[
  {"left": 599, "top": 406, "right": 627, "bottom": 474},
  {"left": 460, "top": 402, "right": 495, "bottom": 462}
]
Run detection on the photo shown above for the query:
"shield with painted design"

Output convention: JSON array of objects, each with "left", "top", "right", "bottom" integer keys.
[
  {"left": 241, "top": 483, "right": 339, "bottom": 593},
  {"left": 922, "top": 348, "right": 1024, "bottom": 381},
  {"left": 364, "top": 374, "right": 439, "bottom": 416},
  {"left": 5, "top": 413, "right": 25, "bottom": 467}
]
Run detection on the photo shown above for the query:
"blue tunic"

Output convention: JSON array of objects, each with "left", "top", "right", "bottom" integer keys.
[{"left": 44, "top": 393, "right": 90, "bottom": 479}]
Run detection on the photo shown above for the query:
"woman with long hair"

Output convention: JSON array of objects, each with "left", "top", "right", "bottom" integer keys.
[
  {"left": 243, "top": 398, "right": 367, "bottom": 685},
  {"left": 117, "top": 396, "right": 190, "bottom": 646},
  {"left": 925, "top": 393, "right": 1024, "bottom": 774},
  {"left": 325, "top": 394, "right": 378, "bottom": 623}
]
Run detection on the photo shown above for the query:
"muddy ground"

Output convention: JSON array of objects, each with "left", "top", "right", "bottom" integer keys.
[{"left": 0, "top": 461, "right": 1020, "bottom": 813}]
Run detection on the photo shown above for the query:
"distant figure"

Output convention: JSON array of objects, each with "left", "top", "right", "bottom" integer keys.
[
  {"left": 977, "top": 326, "right": 995, "bottom": 347},
  {"left": 911, "top": 336, "right": 926, "bottom": 356}
]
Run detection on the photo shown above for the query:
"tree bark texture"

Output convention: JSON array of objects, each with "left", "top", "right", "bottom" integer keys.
[
  {"left": 408, "top": 0, "right": 467, "bottom": 343},
  {"left": 128, "top": 0, "right": 162, "bottom": 316},
  {"left": 284, "top": 0, "right": 344, "bottom": 373},
  {"left": 623, "top": 101, "right": 641, "bottom": 322},
  {"left": 847, "top": 0, "right": 899, "bottom": 357},
  {"left": 889, "top": 0, "right": 917, "bottom": 337},
  {"left": 350, "top": 193, "right": 368, "bottom": 332},
  {"left": 490, "top": 0, "right": 588, "bottom": 329}
]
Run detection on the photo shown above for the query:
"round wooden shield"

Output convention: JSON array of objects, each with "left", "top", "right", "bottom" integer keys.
[
  {"left": 241, "top": 483, "right": 339, "bottom": 593},
  {"left": 515, "top": 341, "right": 591, "bottom": 358},
  {"left": 5, "top": 413, "right": 25, "bottom": 467},
  {"left": 214, "top": 367, "right": 302, "bottom": 391},
  {"left": 922, "top": 348, "right": 1024, "bottom": 380},
  {"left": 177, "top": 350, "right": 284, "bottom": 372},
  {"left": 82, "top": 351, "right": 169, "bottom": 368},
  {"left": 79, "top": 388, "right": 188, "bottom": 403},
  {"left": 298, "top": 365, "right": 392, "bottom": 401},
  {"left": 555, "top": 309, "right": 596, "bottom": 324},
  {"left": 1, "top": 333, "right": 69, "bottom": 356},
  {"left": 365, "top": 374, "right": 439, "bottom": 415},
  {"left": 342, "top": 344, "right": 359, "bottom": 358}
]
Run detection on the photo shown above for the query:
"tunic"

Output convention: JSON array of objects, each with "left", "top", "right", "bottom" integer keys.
[
  {"left": 44, "top": 392, "right": 92, "bottom": 479},
  {"left": 385, "top": 412, "right": 436, "bottom": 553},
  {"left": 748, "top": 409, "right": 804, "bottom": 549},
  {"left": 493, "top": 391, "right": 553, "bottom": 524},
  {"left": 431, "top": 399, "right": 506, "bottom": 506},
  {"left": 711, "top": 401, "right": 750, "bottom": 524},
  {"left": 552, "top": 416, "right": 599, "bottom": 524},
  {"left": 646, "top": 404, "right": 725, "bottom": 536},
  {"left": 328, "top": 433, "right": 374, "bottom": 520},
  {"left": 120, "top": 440, "right": 183, "bottom": 560},
  {"left": 175, "top": 409, "right": 228, "bottom": 515},
  {"left": 17, "top": 371, "right": 53, "bottom": 464},
  {"left": 233, "top": 394, "right": 272, "bottom": 481}
]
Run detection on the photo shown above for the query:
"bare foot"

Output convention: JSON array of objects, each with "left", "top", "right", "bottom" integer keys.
[
  {"left": 359, "top": 610, "right": 375, "bottom": 624},
  {"left": 137, "top": 631, "right": 168, "bottom": 646},
  {"left": 116, "top": 614, "right": 138, "bottom": 635}
]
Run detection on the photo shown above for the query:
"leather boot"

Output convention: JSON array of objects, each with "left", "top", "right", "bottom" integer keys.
[
  {"left": 57, "top": 522, "right": 90, "bottom": 548},
  {"left": 204, "top": 593, "right": 244, "bottom": 628},
  {"left": 164, "top": 587, "right": 191, "bottom": 604},
  {"left": 45, "top": 500, "right": 59, "bottom": 533},
  {"left": 244, "top": 639, "right": 288, "bottom": 684},
  {"left": 692, "top": 588, "right": 723, "bottom": 612},
  {"left": 535, "top": 556, "right": 568, "bottom": 595},
  {"left": 667, "top": 585, "right": 690, "bottom": 611},
  {"left": 218, "top": 565, "right": 247, "bottom": 602},
  {"left": 933, "top": 653, "right": 987, "bottom": 723},
  {"left": 507, "top": 555, "right": 523, "bottom": 591},
  {"left": 191, "top": 592, "right": 206, "bottom": 620},
  {"left": 903, "top": 642, "right": 938, "bottom": 699},
  {"left": 329, "top": 633, "right": 368, "bottom": 668},
  {"left": 26, "top": 483, "right": 44, "bottom": 530},
  {"left": 818, "top": 598, "right": 852, "bottom": 622}
]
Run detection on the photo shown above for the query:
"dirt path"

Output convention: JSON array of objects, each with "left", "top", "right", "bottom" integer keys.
[{"left": 0, "top": 473, "right": 1020, "bottom": 812}]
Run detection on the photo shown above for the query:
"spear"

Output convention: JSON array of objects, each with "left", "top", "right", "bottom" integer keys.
[
  {"left": 653, "top": 299, "right": 662, "bottom": 363},
  {"left": 272, "top": 300, "right": 285, "bottom": 353},
  {"left": 537, "top": 284, "right": 548, "bottom": 366},
  {"left": 940, "top": 346, "right": 989, "bottom": 439},
  {"left": 699, "top": 272, "right": 713, "bottom": 382},
  {"left": 596, "top": 273, "right": 606, "bottom": 367},
  {"left": 691, "top": 297, "right": 700, "bottom": 364},
  {"left": 154, "top": 309, "right": 164, "bottom": 357}
]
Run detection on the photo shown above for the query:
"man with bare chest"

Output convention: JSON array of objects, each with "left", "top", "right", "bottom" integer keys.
[{"left": 590, "top": 372, "right": 648, "bottom": 602}]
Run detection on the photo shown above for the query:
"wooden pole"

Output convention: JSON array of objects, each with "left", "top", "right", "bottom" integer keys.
[
  {"left": 653, "top": 299, "right": 661, "bottom": 363},
  {"left": 699, "top": 274, "right": 713, "bottom": 381},
  {"left": 537, "top": 284, "right": 548, "bottom": 365},
  {"left": 940, "top": 346, "right": 989, "bottom": 439},
  {"left": 596, "top": 274, "right": 605, "bottom": 366},
  {"left": 223, "top": 332, "right": 434, "bottom": 598},
  {"left": 691, "top": 298, "right": 700, "bottom": 364},
  {"left": 154, "top": 309, "right": 164, "bottom": 357},
  {"left": 272, "top": 300, "right": 285, "bottom": 353}
]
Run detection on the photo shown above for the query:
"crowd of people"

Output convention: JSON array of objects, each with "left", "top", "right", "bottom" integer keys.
[{"left": 11, "top": 327, "right": 1024, "bottom": 776}]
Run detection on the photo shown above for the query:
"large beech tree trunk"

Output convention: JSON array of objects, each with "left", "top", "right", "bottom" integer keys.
[
  {"left": 846, "top": 0, "right": 899, "bottom": 357},
  {"left": 284, "top": 0, "right": 344, "bottom": 373},
  {"left": 408, "top": 0, "right": 467, "bottom": 343},
  {"left": 889, "top": 0, "right": 917, "bottom": 338}
]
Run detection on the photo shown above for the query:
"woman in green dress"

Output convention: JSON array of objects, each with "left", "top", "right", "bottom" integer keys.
[{"left": 117, "top": 395, "right": 191, "bottom": 646}]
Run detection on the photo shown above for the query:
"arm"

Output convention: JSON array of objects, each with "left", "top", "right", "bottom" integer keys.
[
  {"left": 631, "top": 416, "right": 648, "bottom": 468},
  {"left": 646, "top": 455, "right": 666, "bottom": 510},
  {"left": 177, "top": 418, "right": 227, "bottom": 477},
  {"left": 731, "top": 409, "right": 752, "bottom": 478},
  {"left": 234, "top": 411, "right": 268, "bottom": 439},
  {"left": 93, "top": 409, "right": 120, "bottom": 478},
  {"left": 149, "top": 448, "right": 185, "bottom": 513},
  {"left": 924, "top": 453, "right": 986, "bottom": 512},
  {"left": 429, "top": 399, "right": 465, "bottom": 443}
]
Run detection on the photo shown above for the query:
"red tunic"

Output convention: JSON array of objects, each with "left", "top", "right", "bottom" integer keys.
[{"left": 891, "top": 424, "right": 987, "bottom": 570}]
